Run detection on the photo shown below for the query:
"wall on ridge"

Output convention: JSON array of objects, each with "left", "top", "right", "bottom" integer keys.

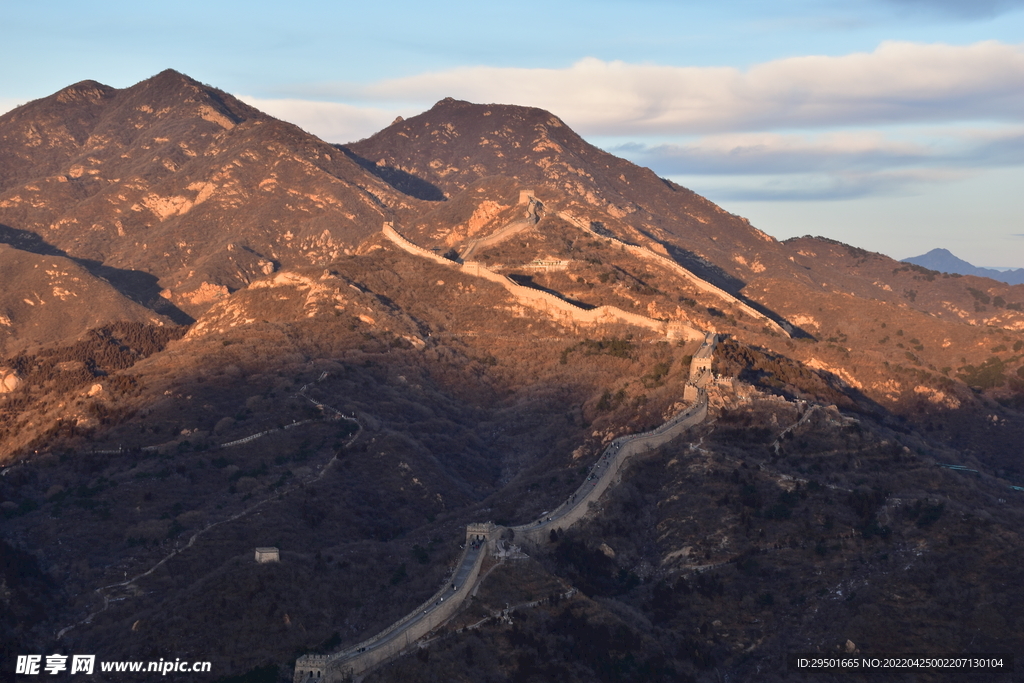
[
  {"left": 383, "top": 224, "right": 703, "bottom": 341},
  {"left": 382, "top": 223, "right": 453, "bottom": 266},
  {"left": 555, "top": 210, "right": 790, "bottom": 337},
  {"left": 293, "top": 545, "right": 487, "bottom": 682},
  {"left": 512, "top": 332, "right": 715, "bottom": 544},
  {"left": 512, "top": 396, "right": 707, "bottom": 545},
  {"left": 295, "top": 333, "right": 717, "bottom": 683}
]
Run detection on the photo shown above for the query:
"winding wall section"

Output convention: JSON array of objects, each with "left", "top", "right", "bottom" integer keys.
[
  {"left": 554, "top": 209, "right": 790, "bottom": 337},
  {"left": 295, "top": 541, "right": 488, "bottom": 682},
  {"left": 511, "top": 332, "right": 714, "bottom": 543},
  {"left": 295, "top": 232, "right": 720, "bottom": 682},
  {"left": 382, "top": 223, "right": 703, "bottom": 342}
]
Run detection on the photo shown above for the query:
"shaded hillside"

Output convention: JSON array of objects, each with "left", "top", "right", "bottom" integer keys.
[
  {"left": 0, "top": 245, "right": 713, "bottom": 676},
  {"left": 369, "top": 391, "right": 1024, "bottom": 683}
]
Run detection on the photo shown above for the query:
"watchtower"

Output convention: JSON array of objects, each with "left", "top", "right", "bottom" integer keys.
[
  {"left": 466, "top": 522, "right": 497, "bottom": 551},
  {"left": 292, "top": 654, "right": 328, "bottom": 683}
]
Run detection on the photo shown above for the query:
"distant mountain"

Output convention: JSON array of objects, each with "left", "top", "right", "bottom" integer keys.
[{"left": 903, "top": 248, "right": 1024, "bottom": 285}]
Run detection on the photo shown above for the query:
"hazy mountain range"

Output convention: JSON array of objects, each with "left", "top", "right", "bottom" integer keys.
[{"left": 903, "top": 247, "right": 1024, "bottom": 286}]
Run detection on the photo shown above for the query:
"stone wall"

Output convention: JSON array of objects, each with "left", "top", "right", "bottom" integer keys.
[
  {"left": 511, "top": 333, "right": 715, "bottom": 544},
  {"left": 556, "top": 211, "right": 790, "bottom": 337},
  {"left": 295, "top": 239, "right": 719, "bottom": 683},
  {"left": 384, "top": 224, "right": 703, "bottom": 342},
  {"left": 382, "top": 223, "right": 454, "bottom": 267},
  {"left": 510, "top": 394, "right": 708, "bottom": 544},
  {"left": 294, "top": 543, "right": 488, "bottom": 682}
]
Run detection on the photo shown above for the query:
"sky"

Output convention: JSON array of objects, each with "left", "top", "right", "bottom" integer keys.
[{"left": 2, "top": 0, "right": 1023, "bottom": 267}]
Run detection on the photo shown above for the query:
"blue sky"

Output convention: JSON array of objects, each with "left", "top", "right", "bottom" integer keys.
[{"left": 2, "top": 0, "right": 1023, "bottom": 266}]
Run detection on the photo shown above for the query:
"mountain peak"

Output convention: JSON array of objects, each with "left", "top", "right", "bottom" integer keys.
[
  {"left": 126, "top": 68, "right": 209, "bottom": 100},
  {"left": 153, "top": 67, "right": 189, "bottom": 79},
  {"left": 903, "top": 248, "right": 1024, "bottom": 285},
  {"left": 920, "top": 247, "right": 958, "bottom": 260},
  {"left": 904, "top": 248, "right": 975, "bottom": 273},
  {"left": 140, "top": 68, "right": 205, "bottom": 91},
  {"left": 53, "top": 80, "right": 115, "bottom": 105},
  {"left": 431, "top": 96, "right": 465, "bottom": 108}
]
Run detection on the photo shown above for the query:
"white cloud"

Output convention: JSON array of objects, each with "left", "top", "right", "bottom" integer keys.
[
  {"left": 236, "top": 96, "right": 404, "bottom": 143},
  {"left": 344, "top": 41, "right": 1024, "bottom": 135},
  {"left": 686, "top": 168, "right": 973, "bottom": 202},
  {"left": 615, "top": 126, "right": 1024, "bottom": 175},
  {"left": 238, "top": 41, "right": 1024, "bottom": 141},
  {"left": 617, "top": 131, "right": 930, "bottom": 175},
  {"left": 232, "top": 42, "right": 1024, "bottom": 202}
]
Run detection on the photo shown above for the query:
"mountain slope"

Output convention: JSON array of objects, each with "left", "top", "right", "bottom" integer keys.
[
  {"left": 0, "top": 242, "right": 167, "bottom": 355},
  {"left": 0, "top": 70, "right": 422, "bottom": 318},
  {"left": 348, "top": 100, "right": 1024, "bottom": 342},
  {"left": 345, "top": 99, "right": 805, "bottom": 303}
]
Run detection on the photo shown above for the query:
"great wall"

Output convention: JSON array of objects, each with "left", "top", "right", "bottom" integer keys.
[
  {"left": 50, "top": 198, "right": 739, "bottom": 680},
  {"left": 292, "top": 206, "right": 729, "bottom": 681},
  {"left": 293, "top": 319, "right": 718, "bottom": 681},
  {"left": 457, "top": 191, "right": 542, "bottom": 261},
  {"left": 383, "top": 190, "right": 789, "bottom": 340},
  {"left": 549, "top": 206, "right": 791, "bottom": 337},
  {"left": 382, "top": 222, "right": 704, "bottom": 342}
]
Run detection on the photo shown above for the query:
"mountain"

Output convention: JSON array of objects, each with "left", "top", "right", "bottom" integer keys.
[
  {"left": 904, "top": 247, "right": 1024, "bottom": 285},
  {"left": 0, "top": 70, "right": 424, "bottom": 319},
  {"left": 346, "top": 99, "right": 801, "bottom": 299},
  {"left": 350, "top": 100, "right": 1024, "bottom": 337},
  {"left": 3, "top": 73, "right": 1024, "bottom": 682}
]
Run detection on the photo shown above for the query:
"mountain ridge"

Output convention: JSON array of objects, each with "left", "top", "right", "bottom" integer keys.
[{"left": 0, "top": 70, "right": 425, "bottom": 319}]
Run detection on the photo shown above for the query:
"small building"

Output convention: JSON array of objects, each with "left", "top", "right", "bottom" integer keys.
[{"left": 255, "top": 547, "right": 280, "bottom": 563}]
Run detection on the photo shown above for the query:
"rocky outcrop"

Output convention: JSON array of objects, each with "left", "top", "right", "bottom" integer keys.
[{"left": 0, "top": 367, "right": 21, "bottom": 393}]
